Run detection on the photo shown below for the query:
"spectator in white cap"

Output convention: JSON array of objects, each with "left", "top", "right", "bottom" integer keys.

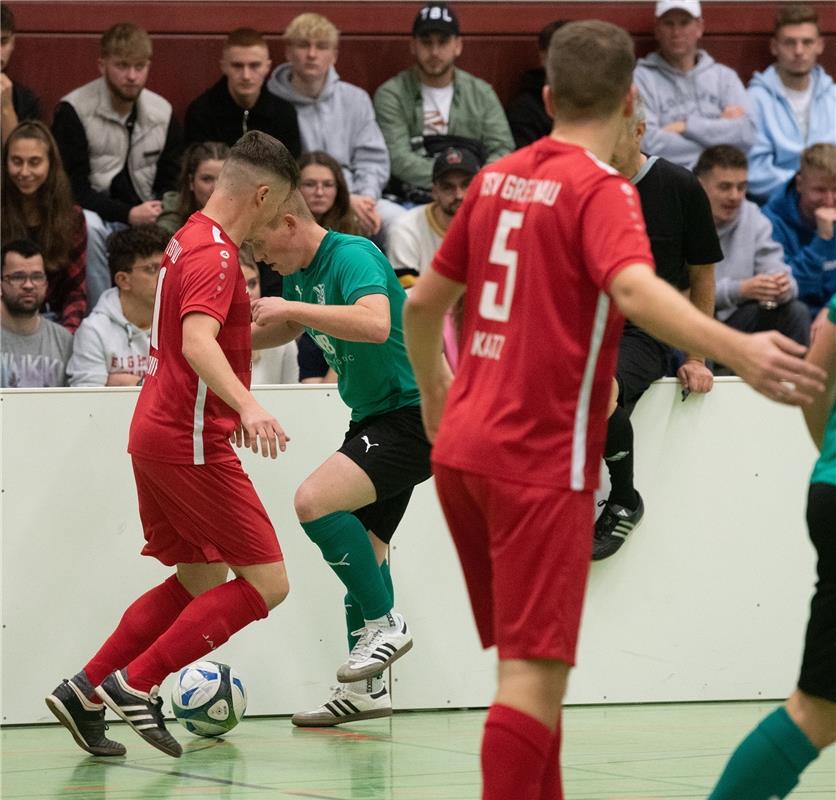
[{"left": 634, "top": 0, "right": 754, "bottom": 170}]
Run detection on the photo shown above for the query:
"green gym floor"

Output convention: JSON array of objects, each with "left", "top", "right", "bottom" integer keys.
[{"left": 2, "top": 703, "right": 834, "bottom": 799}]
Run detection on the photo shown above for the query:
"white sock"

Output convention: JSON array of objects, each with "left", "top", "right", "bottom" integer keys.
[
  {"left": 365, "top": 610, "right": 399, "bottom": 629},
  {"left": 346, "top": 676, "right": 386, "bottom": 695}
]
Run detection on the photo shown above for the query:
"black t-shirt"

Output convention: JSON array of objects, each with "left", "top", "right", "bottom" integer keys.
[{"left": 634, "top": 155, "right": 722, "bottom": 290}]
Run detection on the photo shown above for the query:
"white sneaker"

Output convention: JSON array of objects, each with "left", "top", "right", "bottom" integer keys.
[
  {"left": 291, "top": 684, "right": 392, "bottom": 727},
  {"left": 336, "top": 612, "right": 413, "bottom": 683}
]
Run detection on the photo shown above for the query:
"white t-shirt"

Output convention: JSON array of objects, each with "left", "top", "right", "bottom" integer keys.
[
  {"left": 387, "top": 203, "right": 446, "bottom": 275},
  {"left": 251, "top": 340, "right": 300, "bottom": 385},
  {"left": 421, "top": 84, "right": 454, "bottom": 136},
  {"left": 782, "top": 83, "right": 814, "bottom": 140}
]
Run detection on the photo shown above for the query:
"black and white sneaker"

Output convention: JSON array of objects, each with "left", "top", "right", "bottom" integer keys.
[
  {"left": 336, "top": 612, "right": 412, "bottom": 683},
  {"left": 592, "top": 492, "right": 645, "bottom": 561},
  {"left": 45, "top": 676, "right": 126, "bottom": 756},
  {"left": 95, "top": 670, "right": 182, "bottom": 758},
  {"left": 291, "top": 683, "right": 392, "bottom": 727}
]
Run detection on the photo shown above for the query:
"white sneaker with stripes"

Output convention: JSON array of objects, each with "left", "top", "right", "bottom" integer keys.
[
  {"left": 291, "top": 682, "right": 391, "bottom": 727},
  {"left": 336, "top": 612, "right": 413, "bottom": 682}
]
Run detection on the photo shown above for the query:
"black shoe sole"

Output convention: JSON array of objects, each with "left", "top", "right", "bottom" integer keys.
[{"left": 45, "top": 694, "right": 126, "bottom": 757}]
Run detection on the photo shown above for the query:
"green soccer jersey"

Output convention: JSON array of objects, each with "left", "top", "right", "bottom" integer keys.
[
  {"left": 283, "top": 231, "right": 421, "bottom": 421},
  {"left": 810, "top": 293, "right": 836, "bottom": 486}
]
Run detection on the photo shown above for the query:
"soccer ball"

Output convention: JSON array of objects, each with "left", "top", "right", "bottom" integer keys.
[{"left": 171, "top": 661, "right": 247, "bottom": 737}]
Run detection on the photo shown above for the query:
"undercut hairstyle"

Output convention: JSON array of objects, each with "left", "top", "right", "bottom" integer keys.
[
  {"left": 537, "top": 20, "right": 566, "bottom": 53},
  {"left": 1, "top": 5, "right": 15, "bottom": 34},
  {"left": 2, "top": 239, "right": 43, "bottom": 273},
  {"left": 694, "top": 145, "right": 748, "bottom": 177},
  {"left": 800, "top": 143, "right": 836, "bottom": 178},
  {"left": 546, "top": 21, "right": 635, "bottom": 123},
  {"left": 176, "top": 141, "right": 230, "bottom": 220},
  {"left": 298, "top": 150, "right": 360, "bottom": 234},
  {"left": 227, "top": 131, "right": 300, "bottom": 190},
  {"left": 284, "top": 13, "right": 339, "bottom": 47},
  {"left": 225, "top": 27, "right": 268, "bottom": 50},
  {"left": 774, "top": 4, "right": 818, "bottom": 35},
  {"left": 282, "top": 189, "right": 315, "bottom": 221},
  {"left": 101, "top": 22, "right": 152, "bottom": 60},
  {"left": 107, "top": 224, "right": 170, "bottom": 280}
]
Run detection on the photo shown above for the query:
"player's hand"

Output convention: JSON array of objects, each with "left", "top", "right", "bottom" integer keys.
[
  {"left": 721, "top": 105, "right": 746, "bottom": 119},
  {"left": 814, "top": 207, "right": 836, "bottom": 241},
  {"left": 251, "top": 296, "right": 294, "bottom": 327},
  {"left": 663, "top": 120, "right": 686, "bottom": 134},
  {"left": 350, "top": 194, "right": 382, "bottom": 236},
  {"left": 239, "top": 401, "right": 289, "bottom": 458},
  {"left": 128, "top": 200, "right": 163, "bottom": 226},
  {"left": 730, "top": 331, "right": 826, "bottom": 406},
  {"left": 810, "top": 306, "right": 830, "bottom": 344},
  {"left": 677, "top": 358, "right": 714, "bottom": 394},
  {"left": 418, "top": 368, "right": 453, "bottom": 443}
]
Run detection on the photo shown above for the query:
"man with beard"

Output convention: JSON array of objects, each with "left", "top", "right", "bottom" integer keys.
[{"left": 1, "top": 239, "right": 72, "bottom": 387}]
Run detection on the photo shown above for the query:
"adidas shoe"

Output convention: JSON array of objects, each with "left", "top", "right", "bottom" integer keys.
[
  {"left": 291, "top": 684, "right": 392, "bottom": 727},
  {"left": 45, "top": 677, "right": 126, "bottom": 756},
  {"left": 95, "top": 670, "right": 182, "bottom": 758},
  {"left": 592, "top": 492, "right": 644, "bottom": 561},
  {"left": 336, "top": 612, "right": 413, "bottom": 682}
]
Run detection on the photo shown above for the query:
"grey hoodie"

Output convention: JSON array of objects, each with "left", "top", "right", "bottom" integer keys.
[
  {"left": 635, "top": 50, "right": 755, "bottom": 170},
  {"left": 267, "top": 64, "right": 390, "bottom": 199},
  {"left": 714, "top": 199, "right": 797, "bottom": 321},
  {"left": 68, "top": 287, "right": 150, "bottom": 386}
]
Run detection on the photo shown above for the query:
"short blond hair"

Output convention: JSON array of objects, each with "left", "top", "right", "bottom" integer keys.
[
  {"left": 284, "top": 13, "right": 339, "bottom": 47},
  {"left": 800, "top": 143, "right": 836, "bottom": 178},
  {"left": 101, "top": 22, "right": 152, "bottom": 60}
]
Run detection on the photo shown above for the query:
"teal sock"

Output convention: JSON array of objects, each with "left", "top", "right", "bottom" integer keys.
[
  {"left": 302, "top": 513, "right": 393, "bottom": 620},
  {"left": 345, "top": 558, "right": 394, "bottom": 650},
  {"left": 708, "top": 706, "right": 819, "bottom": 800}
]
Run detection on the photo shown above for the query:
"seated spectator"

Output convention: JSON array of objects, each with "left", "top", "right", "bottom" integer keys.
[
  {"left": 52, "top": 22, "right": 182, "bottom": 308},
  {"left": 157, "top": 141, "right": 229, "bottom": 235},
  {"left": 240, "top": 249, "right": 299, "bottom": 384},
  {"left": 1, "top": 5, "right": 40, "bottom": 144},
  {"left": 748, "top": 4, "right": 836, "bottom": 203},
  {"left": 374, "top": 3, "right": 513, "bottom": 200},
  {"left": 1, "top": 121, "right": 87, "bottom": 332},
  {"left": 695, "top": 145, "right": 810, "bottom": 345},
  {"left": 267, "top": 13, "right": 396, "bottom": 238},
  {"left": 68, "top": 225, "right": 169, "bottom": 387},
  {"left": 506, "top": 20, "right": 564, "bottom": 149},
  {"left": 298, "top": 151, "right": 361, "bottom": 234},
  {"left": 634, "top": 0, "right": 754, "bottom": 170},
  {"left": 1, "top": 240, "right": 72, "bottom": 387},
  {"left": 764, "top": 143, "right": 836, "bottom": 316},
  {"left": 184, "top": 27, "right": 300, "bottom": 157}
]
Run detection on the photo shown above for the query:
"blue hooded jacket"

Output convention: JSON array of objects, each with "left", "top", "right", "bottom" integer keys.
[
  {"left": 763, "top": 178, "right": 836, "bottom": 314},
  {"left": 748, "top": 65, "right": 836, "bottom": 203}
]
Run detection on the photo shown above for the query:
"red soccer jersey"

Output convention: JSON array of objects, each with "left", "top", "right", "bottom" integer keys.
[
  {"left": 431, "top": 138, "right": 654, "bottom": 491},
  {"left": 128, "top": 212, "right": 251, "bottom": 465}
]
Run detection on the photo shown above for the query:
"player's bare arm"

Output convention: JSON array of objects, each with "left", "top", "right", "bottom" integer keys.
[
  {"left": 250, "top": 317, "right": 304, "bottom": 350},
  {"left": 182, "top": 312, "right": 289, "bottom": 458},
  {"left": 609, "top": 263, "right": 827, "bottom": 406},
  {"left": 678, "top": 263, "right": 716, "bottom": 394},
  {"left": 252, "top": 294, "right": 391, "bottom": 344},
  {"left": 403, "top": 268, "right": 462, "bottom": 442},
  {"left": 802, "top": 313, "right": 836, "bottom": 448}
]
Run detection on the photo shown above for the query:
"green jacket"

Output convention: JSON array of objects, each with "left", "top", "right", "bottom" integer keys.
[{"left": 374, "top": 67, "right": 513, "bottom": 190}]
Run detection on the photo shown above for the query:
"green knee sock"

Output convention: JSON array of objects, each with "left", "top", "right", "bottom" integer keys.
[
  {"left": 708, "top": 706, "right": 819, "bottom": 800},
  {"left": 345, "top": 559, "right": 394, "bottom": 650},
  {"left": 302, "top": 513, "right": 393, "bottom": 620}
]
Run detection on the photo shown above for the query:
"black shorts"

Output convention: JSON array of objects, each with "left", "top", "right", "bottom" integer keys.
[
  {"left": 798, "top": 482, "right": 836, "bottom": 702},
  {"left": 339, "top": 405, "right": 432, "bottom": 543},
  {"left": 617, "top": 325, "right": 675, "bottom": 413}
]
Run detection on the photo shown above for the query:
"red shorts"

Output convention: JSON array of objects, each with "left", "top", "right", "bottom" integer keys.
[
  {"left": 433, "top": 463, "right": 593, "bottom": 664},
  {"left": 132, "top": 456, "right": 283, "bottom": 567}
]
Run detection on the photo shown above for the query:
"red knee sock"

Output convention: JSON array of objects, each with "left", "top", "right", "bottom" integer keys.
[
  {"left": 540, "top": 721, "right": 564, "bottom": 800},
  {"left": 481, "top": 704, "right": 554, "bottom": 800},
  {"left": 125, "top": 578, "right": 268, "bottom": 692},
  {"left": 83, "top": 575, "right": 193, "bottom": 689}
]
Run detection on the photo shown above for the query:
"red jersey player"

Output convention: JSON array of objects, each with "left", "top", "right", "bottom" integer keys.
[
  {"left": 404, "top": 21, "right": 826, "bottom": 800},
  {"left": 45, "top": 132, "right": 298, "bottom": 759}
]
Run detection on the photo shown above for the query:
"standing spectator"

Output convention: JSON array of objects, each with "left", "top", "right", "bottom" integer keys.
[
  {"left": 68, "top": 225, "right": 169, "bottom": 387},
  {"left": 1, "top": 240, "right": 72, "bottom": 387},
  {"left": 764, "top": 143, "right": 836, "bottom": 317},
  {"left": 1, "top": 121, "right": 87, "bottom": 332},
  {"left": 267, "top": 13, "right": 395, "bottom": 238},
  {"left": 748, "top": 4, "right": 836, "bottom": 203},
  {"left": 1, "top": 5, "right": 40, "bottom": 143},
  {"left": 695, "top": 145, "right": 810, "bottom": 345},
  {"left": 184, "top": 27, "right": 300, "bottom": 157},
  {"left": 634, "top": 0, "right": 754, "bottom": 170},
  {"left": 298, "top": 151, "right": 361, "bottom": 234},
  {"left": 506, "top": 21, "right": 564, "bottom": 149},
  {"left": 157, "top": 141, "right": 229, "bottom": 235},
  {"left": 374, "top": 3, "right": 513, "bottom": 199},
  {"left": 52, "top": 23, "right": 182, "bottom": 308}
]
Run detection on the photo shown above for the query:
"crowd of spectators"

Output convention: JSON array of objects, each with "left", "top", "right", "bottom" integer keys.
[{"left": 1, "top": 1, "right": 835, "bottom": 390}]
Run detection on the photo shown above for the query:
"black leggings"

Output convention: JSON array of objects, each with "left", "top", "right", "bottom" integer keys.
[{"left": 798, "top": 482, "right": 836, "bottom": 702}]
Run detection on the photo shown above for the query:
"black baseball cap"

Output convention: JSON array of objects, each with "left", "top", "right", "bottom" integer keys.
[
  {"left": 432, "top": 147, "right": 480, "bottom": 182},
  {"left": 413, "top": 3, "right": 460, "bottom": 38}
]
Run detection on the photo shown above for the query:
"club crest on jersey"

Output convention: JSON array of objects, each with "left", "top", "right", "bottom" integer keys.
[{"left": 313, "top": 284, "right": 326, "bottom": 305}]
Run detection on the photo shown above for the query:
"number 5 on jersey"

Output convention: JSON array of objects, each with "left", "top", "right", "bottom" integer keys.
[{"left": 479, "top": 210, "right": 524, "bottom": 323}]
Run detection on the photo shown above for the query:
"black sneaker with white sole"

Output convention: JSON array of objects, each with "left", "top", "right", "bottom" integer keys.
[
  {"left": 291, "top": 684, "right": 392, "bottom": 727},
  {"left": 45, "top": 676, "right": 126, "bottom": 756},
  {"left": 95, "top": 670, "right": 182, "bottom": 758},
  {"left": 592, "top": 492, "right": 645, "bottom": 561}
]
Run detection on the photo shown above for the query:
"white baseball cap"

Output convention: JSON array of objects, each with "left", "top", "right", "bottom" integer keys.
[{"left": 655, "top": 0, "right": 702, "bottom": 18}]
